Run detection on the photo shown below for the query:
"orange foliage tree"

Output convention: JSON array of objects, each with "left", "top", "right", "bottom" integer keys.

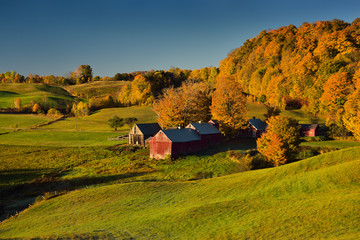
[
  {"left": 210, "top": 76, "right": 247, "bottom": 135},
  {"left": 342, "top": 89, "right": 360, "bottom": 140},
  {"left": 257, "top": 116, "right": 300, "bottom": 166},
  {"left": 153, "top": 81, "right": 211, "bottom": 128}
]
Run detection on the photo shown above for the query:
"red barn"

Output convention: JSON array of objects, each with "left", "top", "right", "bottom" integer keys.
[
  {"left": 150, "top": 128, "right": 202, "bottom": 159},
  {"left": 300, "top": 124, "right": 319, "bottom": 137},
  {"left": 186, "top": 122, "right": 222, "bottom": 148}
]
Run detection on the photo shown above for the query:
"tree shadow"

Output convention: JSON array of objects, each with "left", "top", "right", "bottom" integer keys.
[
  {"left": 195, "top": 138, "right": 257, "bottom": 156},
  {"left": 0, "top": 170, "right": 149, "bottom": 222}
]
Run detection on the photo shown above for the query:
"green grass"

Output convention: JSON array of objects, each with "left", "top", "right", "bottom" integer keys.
[
  {"left": 0, "top": 83, "right": 74, "bottom": 109},
  {"left": 246, "top": 102, "right": 324, "bottom": 124},
  {"left": 65, "top": 80, "right": 127, "bottom": 98},
  {"left": 0, "top": 114, "right": 53, "bottom": 130},
  {"left": 40, "top": 106, "right": 158, "bottom": 131},
  {"left": 0, "top": 131, "right": 123, "bottom": 147},
  {"left": 301, "top": 140, "right": 360, "bottom": 149},
  {"left": 1, "top": 147, "right": 359, "bottom": 239}
]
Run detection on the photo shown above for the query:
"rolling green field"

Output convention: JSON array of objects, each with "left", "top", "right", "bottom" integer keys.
[
  {"left": 0, "top": 114, "right": 53, "bottom": 130},
  {"left": 65, "top": 80, "right": 127, "bottom": 98},
  {"left": 0, "top": 131, "right": 123, "bottom": 147},
  {"left": 301, "top": 140, "right": 360, "bottom": 149},
  {"left": 0, "top": 83, "right": 74, "bottom": 109},
  {"left": 1, "top": 147, "right": 359, "bottom": 239},
  {"left": 40, "top": 106, "right": 158, "bottom": 132}
]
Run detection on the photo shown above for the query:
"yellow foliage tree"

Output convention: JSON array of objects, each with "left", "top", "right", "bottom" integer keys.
[
  {"left": 210, "top": 76, "right": 248, "bottom": 135},
  {"left": 343, "top": 89, "right": 360, "bottom": 140}
]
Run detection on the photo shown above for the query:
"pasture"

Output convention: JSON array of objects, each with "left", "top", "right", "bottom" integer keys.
[
  {"left": 0, "top": 114, "right": 53, "bottom": 130},
  {"left": 40, "top": 106, "right": 158, "bottom": 132},
  {"left": 0, "top": 83, "right": 74, "bottom": 109},
  {"left": 65, "top": 80, "right": 127, "bottom": 98},
  {"left": 1, "top": 147, "right": 359, "bottom": 239}
]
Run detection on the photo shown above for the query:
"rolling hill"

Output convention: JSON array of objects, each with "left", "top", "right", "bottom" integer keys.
[
  {"left": 1, "top": 147, "right": 359, "bottom": 239},
  {"left": 65, "top": 80, "right": 127, "bottom": 99},
  {"left": 0, "top": 83, "right": 74, "bottom": 109}
]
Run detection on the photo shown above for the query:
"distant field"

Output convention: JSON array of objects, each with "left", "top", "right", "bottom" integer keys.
[
  {"left": 301, "top": 140, "right": 360, "bottom": 149},
  {"left": 1, "top": 147, "right": 359, "bottom": 239},
  {"left": 246, "top": 102, "right": 324, "bottom": 124},
  {"left": 0, "top": 83, "right": 74, "bottom": 109},
  {"left": 0, "top": 130, "right": 122, "bottom": 147},
  {"left": 65, "top": 80, "right": 127, "bottom": 98},
  {"left": 0, "top": 114, "right": 53, "bottom": 129},
  {"left": 40, "top": 106, "right": 158, "bottom": 131}
]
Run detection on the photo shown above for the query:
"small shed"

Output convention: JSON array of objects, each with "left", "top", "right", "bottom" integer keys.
[
  {"left": 150, "top": 128, "right": 202, "bottom": 159},
  {"left": 300, "top": 124, "right": 319, "bottom": 137},
  {"left": 186, "top": 122, "right": 222, "bottom": 147},
  {"left": 129, "top": 123, "right": 161, "bottom": 146},
  {"left": 248, "top": 118, "right": 267, "bottom": 138}
]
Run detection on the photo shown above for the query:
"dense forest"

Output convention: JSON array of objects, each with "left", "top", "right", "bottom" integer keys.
[{"left": 219, "top": 19, "right": 360, "bottom": 127}]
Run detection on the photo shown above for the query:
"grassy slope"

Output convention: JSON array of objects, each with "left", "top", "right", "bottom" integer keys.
[
  {"left": 40, "top": 106, "right": 157, "bottom": 132},
  {"left": 1, "top": 147, "right": 359, "bottom": 239},
  {"left": 0, "top": 83, "right": 74, "bottom": 109},
  {"left": 65, "top": 81, "right": 127, "bottom": 98},
  {"left": 0, "top": 114, "right": 53, "bottom": 130}
]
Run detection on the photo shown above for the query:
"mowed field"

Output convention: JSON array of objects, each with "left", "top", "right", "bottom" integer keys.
[
  {"left": 1, "top": 147, "right": 359, "bottom": 239},
  {"left": 0, "top": 83, "right": 74, "bottom": 109},
  {"left": 0, "top": 106, "right": 158, "bottom": 146}
]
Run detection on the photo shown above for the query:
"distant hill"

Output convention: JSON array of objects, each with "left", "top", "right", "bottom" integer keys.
[
  {"left": 219, "top": 19, "right": 360, "bottom": 114},
  {"left": 65, "top": 80, "right": 127, "bottom": 99},
  {"left": 1, "top": 147, "right": 359, "bottom": 239},
  {"left": 0, "top": 83, "right": 74, "bottom": 110}
]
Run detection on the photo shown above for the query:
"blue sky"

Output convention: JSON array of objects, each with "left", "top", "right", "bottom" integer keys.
[{"left": 1, "top": 0, "right": 359, "bottom": 77}]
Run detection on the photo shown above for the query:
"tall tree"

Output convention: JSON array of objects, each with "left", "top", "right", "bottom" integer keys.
[
  {"left": 210, "top": 76, "right": 248, "bottom": 135},
  {"left": 73, "top": 65, "right": 93, "bottom": 84},
  {"left": 342, "top": 89, "right": 360, "bottom": 140}
]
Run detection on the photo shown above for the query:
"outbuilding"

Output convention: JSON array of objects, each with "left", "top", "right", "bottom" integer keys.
[
  {"left": 129, "top": 123, "right": 162, "bottom": 146},
  {"left": 248, "top": 118, "right": 267, "bottom": 138},
  {"left": 300, "top": 124, "right": 319, "bottom": 137},
  {"left": 150, "top": 128, "right": 202, "bottom": 159},
  {"left": 186, "top": 122, "right": 222, "bottom": 148}
]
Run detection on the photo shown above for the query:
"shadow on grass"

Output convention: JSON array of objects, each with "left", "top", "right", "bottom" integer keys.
[
  {"left": 0, "top": 170, "right": 148, "bottom": 222},
  {"left": 195, "top": 138, "right": 257, "bottom": 156}
]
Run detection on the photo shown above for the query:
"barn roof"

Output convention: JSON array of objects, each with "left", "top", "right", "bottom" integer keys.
[
  {"left": 300, "top": 124, "right": 319, "bottom": 130},
  {"left": 187, "top": 123, "right": 221, "bottom": 135},
  {"left": 135, "top": 123, "right": 161, "bottom": 135},
  {"left": 249, "top": 119, "right": 267, "bottom": 131},
  {"left": 162, "top": 128, "right": 201, "bottom": 142}
]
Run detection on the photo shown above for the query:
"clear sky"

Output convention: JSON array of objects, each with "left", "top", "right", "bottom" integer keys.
[{"left": 1, "top": 0, "right": 359, "bottom": 77}]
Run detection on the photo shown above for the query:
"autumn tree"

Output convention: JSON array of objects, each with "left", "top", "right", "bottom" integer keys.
[
  {"left": 153, "top": 80, "right": 211, "bottom": 128},
  {"left": 257, "top": 115, "right": 300, "bottom": 166},
  {"left": 14, "top": 98, "right": 21, "bottom": 111},
  {"left": 32, "top": 103, "right": 42, "bottom": 113},
  {"left": 210, "top": 76, "right": 248, "bottom": 135},
  {"left": 72, "top": 65, "right": 93, "bottom": 84},
  {"left": 342, "top": 89, "right": 360, "bottom": 140}
]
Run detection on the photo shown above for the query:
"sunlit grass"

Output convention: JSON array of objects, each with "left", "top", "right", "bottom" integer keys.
[
  {"left": 1, "top": 147, "right": 359, "bottom": 239},
  {"left": 0, "top": 114, "right": 53, "bottom": 129}
]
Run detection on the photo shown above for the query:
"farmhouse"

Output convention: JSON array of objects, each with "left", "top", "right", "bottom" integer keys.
[
  {"left": 300, "top": 124, "right": 319, "bottom": 137},
  {"left": 186, "top": 122, "right": 222, "bottom": 148},
  {"left": 129, "top": 123, "right": 162, "bottom": 146},
  {"left": 248, "top": 118, "right": 267, "bottom": 138},
  {"left": 150, "top": 128, "right": 202, "bottom": 159}
]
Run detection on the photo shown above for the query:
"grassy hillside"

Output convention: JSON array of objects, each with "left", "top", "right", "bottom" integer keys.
[
  {"left": 0, "top": 83, "right": 74, "bottom": 109},
  {"left": 1, "top": 147, "right": 359, "bottom": 239},
  {"left": 65, "top": 80, "right": 127, "bottom": 98},
  {"left": 40, "top": 106, "right": 157, "bottom": 132},
  {"left": 0, "top": 131, "right": 122, "bottom": 147},
  {"left": 247, "top": 102, "right": 324, "bottom": 124},
  {"left": 0, "top": 114, "right": 53, "bottom": 130}
]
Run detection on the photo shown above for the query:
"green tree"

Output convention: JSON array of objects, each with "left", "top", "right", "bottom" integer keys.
[
  {"left": 73, "top": 65, "right": 93, "bottom": 84},
  {"left": 108, "top": 115, "right": 125, "bottom": 131}
]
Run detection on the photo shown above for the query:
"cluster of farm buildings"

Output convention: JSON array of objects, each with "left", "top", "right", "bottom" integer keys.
[{"left": 128, "top": 118, "right": 319, "bottom": 159}]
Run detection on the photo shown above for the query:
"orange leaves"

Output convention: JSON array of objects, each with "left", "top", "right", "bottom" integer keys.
[
  {"left": 210, "top": 76, "right": 248, "bottom": 135},
  {"left": 257, "top": 116, "right": 300, "bottom": 166}
]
